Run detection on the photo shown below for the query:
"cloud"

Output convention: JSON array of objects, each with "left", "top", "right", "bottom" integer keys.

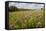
[{"left": 9, "top": 2, "right": 44, "bottom": 9}]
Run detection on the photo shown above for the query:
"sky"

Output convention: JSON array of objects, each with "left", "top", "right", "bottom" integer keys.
[{"left": 9, "top": 2, "right": 44, "bottom": 9}]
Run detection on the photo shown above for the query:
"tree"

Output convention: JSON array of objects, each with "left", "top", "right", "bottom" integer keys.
[{"left": 9, "top": 6, "right": 19, "bottom": 12}]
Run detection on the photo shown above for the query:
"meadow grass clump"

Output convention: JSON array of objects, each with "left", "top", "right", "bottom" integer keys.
[{"left": 9, "top": 9, "right": 45, "bottom": 29}]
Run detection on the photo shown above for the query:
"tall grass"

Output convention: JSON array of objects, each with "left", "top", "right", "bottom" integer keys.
[{"left": 9, "top": 9, "right": 45, "bottom": 29}]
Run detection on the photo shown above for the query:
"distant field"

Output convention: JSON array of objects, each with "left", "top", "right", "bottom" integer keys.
[{"left": 9, "top": 9, "right": 45, "bottom": 29}]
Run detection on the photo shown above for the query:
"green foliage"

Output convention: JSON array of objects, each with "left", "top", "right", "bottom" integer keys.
[
  {"left": 9, "top": 9, "right": 45, "bottom": 29},
  {"left": 9, "top": 6, "right": 19, "bottom": 12}
]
